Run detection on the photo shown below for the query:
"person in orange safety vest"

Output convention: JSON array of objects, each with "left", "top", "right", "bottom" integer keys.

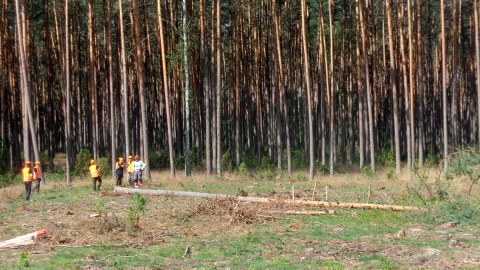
[
  {"left": 22, "top": 161, "right": 33, "bottom": 200},
  {"left": 115, "top": 157, "right": 125, "bottom": 187},
  {"left": 33, "top": 161, "right": 42, "bottom": 193},
  {"left": 89, "top": 159, "right": 102, "bottom": 191}
]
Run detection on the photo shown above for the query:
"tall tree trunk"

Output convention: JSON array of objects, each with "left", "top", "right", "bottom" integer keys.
[
  {"left": 106, "top": 0, "right": 115, "bottom": 177},
  {"left": 441, "top": 0, "right": 448, "bottom": 173},
  {"left": 131, "top": 0, "right": 150, "bottom": 179},
  {"left": 65, "top": 0, "right": 72, "bottom": 184},
  {"left": 407, "top": 0, "right": 415, "bottom": 168},
  {"left": 157, "top": 0, "right": 175, "bottom": 177},
  {"left": 301, "top": 0, "right": 315, "bottom": 181},
  {"left": 200, "top": 0, "right": 211, "bottom": 175},
  {"left": 216, "top": 0, "right": 222, "bottom": 177},
  {"left": 182, "top": 0, "right": 191, "bottom": 177},
  {"left": 15, "top": 0, "right": 40, "bottom": 164},
  {"left": 359, "top": 0, "right": 375, "bottom": 172},
  {"left": 328, "top": 0, "right": 335, "bottom": 177},
  {"left": 476, "top": 0, "right": 480, "bottom": 148},
  {"left": 119, "top": 0, "right": 129, "bottom": 159},
  {"left": 88, "top": 0, "right": 98, "bottom": 159},
  {"left": 386, "top": 0, "right": 401, "bottom": 174},
  {"left": 398, "top": 0, "right": 412, "bottom": 172},
  {"left": 417, "top": 0, "right": 424, "bottom": 166}
]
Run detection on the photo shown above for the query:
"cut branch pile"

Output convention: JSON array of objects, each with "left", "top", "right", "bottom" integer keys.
[{"left": 114, "top": 187, "right": 421, "bottom": 211}]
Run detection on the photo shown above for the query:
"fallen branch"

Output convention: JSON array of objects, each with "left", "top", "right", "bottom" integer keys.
[
  {"left": 114, "top": 187, "right": 422, "bottom": 211},
  {"left": 0, "top": 229, "right": 47, "bottom": 249},
  {"left": 268, "top": 210, "right": 335, "bottom": 215}
]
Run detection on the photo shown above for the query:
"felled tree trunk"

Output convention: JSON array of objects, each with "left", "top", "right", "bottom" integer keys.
[{"left": 114, "top": 187, "right": 421, "bottom": 211}]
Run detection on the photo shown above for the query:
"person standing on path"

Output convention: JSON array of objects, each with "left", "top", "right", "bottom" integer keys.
[
  {"left": 22, "top": 161, "right": 33, "bottom": 200},
  {"left": 33, "top": 161, "right": 42, "bottom": 193},
  {"left": 133, "top": 155, "right": 146, "bottom": 188},
  {"left": 115, "top": 157, "right": 125, "bottom": 187},
  {"left": 127, "top": 155, "right": 135, "bottom": 187},
  {"left": 89, "top": 159, "right": 102, "bottom": 191}
]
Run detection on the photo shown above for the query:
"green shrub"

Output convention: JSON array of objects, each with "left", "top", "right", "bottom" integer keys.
[
  {"left": 295, "top": 173, "right": 307, "bottom": 181},
  {"left": 418, "top": 199, "right": 479, "bottom": 226},
  {"left": 260, "top": 156, "right": 271, "bottom": 170},
  {"left": 0, "top": 170, "right": 18, "bottom": 188},
  {"left": 17, "top": 251, "right": 29, "bottom": 268},
  {"left": 386, "top": 168, "right": 396, "bottom": 180},
  {"left": 447, "top": 148, "right": 480, "bottom": 195},
  {"left": 74, "top": 149, "right": 92, "bottom": 176},
  {"left": 362, "top": 166, "right": 377, "bottom": 179},
  {"left": 174, "top": 155, "right": 185, "bottom": 170},
  {"left": 149, "top": 149, "right": 170, "bottom": 169},
  {"left": 234, "top": 162, "right": 249, "bottom": 178},
  {"left": 378, "top": 145, "right": 395, "bottom": 167},
  {"left": 222, "top": 152, "right": 232, "bottom": 172},
  {"left": 97, "top": 157, "right": 110, "bottom": 176},
  {"left": 291, "top": 149, "right": 309, "bottom": 169},
  {"left": 127, "top": 193, "right": 147, "bottom": 229},
  {"left": 425, "top": 154, "right": 440, "bottom": 167},
  {"left": 241, "top": 147, "right": 257, "bottom": 169}
]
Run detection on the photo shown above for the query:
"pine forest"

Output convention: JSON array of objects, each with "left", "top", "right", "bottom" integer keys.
[{"left": 2, "top": 0, "right": 480, "bottom": 182}]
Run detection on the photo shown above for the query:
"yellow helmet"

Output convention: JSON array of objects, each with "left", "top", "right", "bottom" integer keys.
[
  {"left": 90, "top": 159, "right": 96, "bottom": 165},
  {"left": 25, "top": 161, "right": 31, "bottom": 165},
  {"left": 35, "top": 161, "right": 41, "bottom": 165}
]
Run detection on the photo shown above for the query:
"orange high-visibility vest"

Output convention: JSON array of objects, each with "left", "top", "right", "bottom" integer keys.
[
  {"left": 22, "top": 167, "right": 33, "bottom": 182},
  {"left": 34, "top": 165, "right": 42, "bottom": 179},
  {"left": 89, "top": 164, "right": 100, "bottom": 178}
]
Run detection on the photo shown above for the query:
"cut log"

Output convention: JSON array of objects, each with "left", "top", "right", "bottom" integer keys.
[
  {"left": 269, "top": 210, "right": 335, "bottom": 215},
  {"left": 0, "top": 229, "right": 47, "bottom": 249},
  {"left": 114, "top": 187, "right": 421, "bottom": 211}
]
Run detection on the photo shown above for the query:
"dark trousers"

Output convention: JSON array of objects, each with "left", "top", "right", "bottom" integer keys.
[
  {"left": 128, "top": 173, "right": 134, "bottom": 187},
  {"left": 34, "top": 179, "right": 41, "bottom": 192},
  {"left": 92, "top": 177, "right": 102, "bottom": 191},
  {"left": 24, "top": 182, "right": 32, "bottom": 200},
  {"left": 116, "top": 174, "right": 123, "bottom": 186}
]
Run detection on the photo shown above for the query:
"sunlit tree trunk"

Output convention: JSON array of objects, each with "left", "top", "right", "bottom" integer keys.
[
  {"left": 15, "top": 0, "right": 40, "bottom": 164},
  {"left": 476, "top": 0, "right": 480, "bottom": 147},
  {"left": 119, "top": 0, "right": 129, "bottom": 159},
  {"left": 182, "top": 0, "right": 191, "bottom": 177},
  {"left": 441, "top": 0, "right": 448, "bottom": 173},
  {"left": 131, "top": 0, "right": 150, "bottom": 179},
  {"left": 417, "top": 0, "right": 424, "bottom": 167},
  {"left": 328, "top": 0, "right": 335, "bottom": 177},
  {"left": 398, "top": 0, "right": 411, "bottom": 171},
  {"left": 216, "top": 0, "right": 222, "bottom": 177},
  {"left": 106, "top": 0, "right": 115, "bottom": 177},
  {"left": 301, "top": 0, "right": 315, "bottom": 181},
  {"left": 157, "top": 0, "right": 175, "bottom": 177},
  {"left": 359, "top": 0, "right": 375, "bottom": 172},
  {"left": 65, "top": 0, "right": 72, "bottom": 184}
]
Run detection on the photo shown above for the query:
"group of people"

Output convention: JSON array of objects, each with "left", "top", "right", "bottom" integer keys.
[
  {"left": 21, "top": 161, "right": 43, "bottom": 201},
  {"left": 89, "top": 154, "right": 146, "bottom": 191}
]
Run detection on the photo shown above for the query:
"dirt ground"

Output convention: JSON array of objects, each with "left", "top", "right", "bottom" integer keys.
[{"left": 0, "top": 168, "right": 479, "bottom": 269}]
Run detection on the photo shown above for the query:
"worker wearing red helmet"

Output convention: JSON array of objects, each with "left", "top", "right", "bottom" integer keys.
[
  {"left": 33, "top": 161, "right": 42, "bottom": 193},
  {"left": 22, "top": 161, "right": 33, "bottom": 200}
]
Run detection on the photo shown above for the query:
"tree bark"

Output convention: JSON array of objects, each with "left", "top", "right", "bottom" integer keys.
[
  {"left": 301, "top": 0, "right": 315, "bottom": 181},
  {"left": 157, "top": 0, "right": 175, "bottom": 177}
]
